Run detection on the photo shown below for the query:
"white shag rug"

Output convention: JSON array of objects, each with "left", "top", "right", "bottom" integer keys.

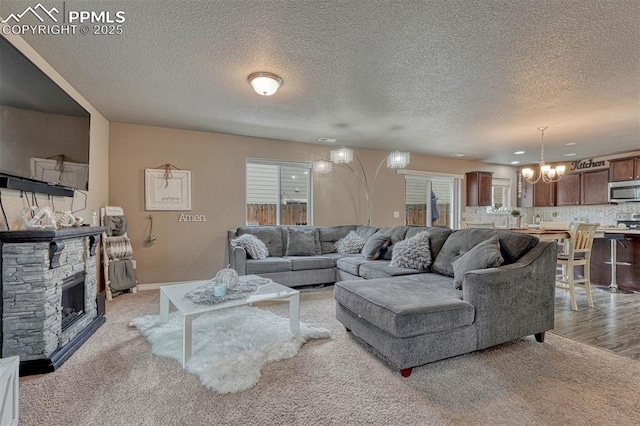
[{"left": 129, "top": 305, "right": 331, "bottom": 393}]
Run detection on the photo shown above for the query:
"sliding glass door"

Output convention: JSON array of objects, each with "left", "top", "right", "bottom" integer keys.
[{"left": 404, "top": 174, "right": 461, "bottom": 228}]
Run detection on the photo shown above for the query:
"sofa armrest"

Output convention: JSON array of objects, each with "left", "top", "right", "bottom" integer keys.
[
  {"left": 230, "top": 246, "right": 247, "bottom": 275},
  {"left": 462, "top": 241, "right": 557, "bottom": 349},
  {"left": 227, "top": 229, "right": 247, "bottom": 275}
]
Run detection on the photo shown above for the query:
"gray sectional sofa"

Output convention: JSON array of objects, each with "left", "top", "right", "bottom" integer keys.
[
  {"left": 228, "top": 225, "right": 557, "bottom": 376},
  {"left": 228, "top": 225, "right": 380, "bottom": 287},
  {"left": 228, "top": 224, "right": 446, "bottom": 285}
]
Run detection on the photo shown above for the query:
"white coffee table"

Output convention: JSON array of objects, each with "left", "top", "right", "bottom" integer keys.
[{"left": 159, "top": 275, "right": 300, "bottom": 368}]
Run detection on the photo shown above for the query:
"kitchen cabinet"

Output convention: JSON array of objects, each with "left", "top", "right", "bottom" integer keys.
[
  {"left": 533, "top": 180, "right": 555, "bottom": 207},
  {"left": 556, "top": 170, "right": 609, "bottom": 206},
  {"left": 466, "top": 171, "right": 493, "bottom": 206},
  {"left": 517, "top": 178, "right": 555, "bottom": 207},
  {"left": 581, "top": 169, "right": 610, "bottom": 205},
  {"left": 610, "top": 157, "right": 640, "bottom": 181},
  {"left": 556, "top": 174, "right": 581, "bottom": 205}
]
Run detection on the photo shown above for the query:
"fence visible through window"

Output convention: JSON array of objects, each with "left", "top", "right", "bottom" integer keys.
[
  {"left": 404, "top": 174, "right": 460, "bottom": 228},
  {"left": 405, "top": 204, "right": 450, "bottom": 227},
  {"left": 246, "top": 160, "right": 312, "bottom": 225},
  {"left": 246, "top": 203, "right": 308, "bottom": 226}
]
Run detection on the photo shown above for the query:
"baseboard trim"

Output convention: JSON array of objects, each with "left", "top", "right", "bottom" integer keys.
[
  {"left": 137, "top": 283, "right": 164, "bottom": 291},
  {"left": 137, "top": 281, "right": 197, "bottom": 291}
]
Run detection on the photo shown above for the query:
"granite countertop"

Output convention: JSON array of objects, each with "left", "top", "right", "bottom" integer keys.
[
  {"left": 495, "top": 225, "right": 640, "bottom": 236},
  {"left": 598, "top": 228, "right": 640, "bottom": 236}
]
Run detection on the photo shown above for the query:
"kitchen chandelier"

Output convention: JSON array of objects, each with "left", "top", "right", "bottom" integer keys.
[{"left": 521, "top": 127, "right": 566, "bottom": 184}]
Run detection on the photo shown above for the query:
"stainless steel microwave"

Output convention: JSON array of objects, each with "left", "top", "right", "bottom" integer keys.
[{"left": 609, "top": 180, "right": 640, "bottom": 203}]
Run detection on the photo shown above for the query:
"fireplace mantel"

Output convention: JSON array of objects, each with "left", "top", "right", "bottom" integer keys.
[{"left": 0, "top": 226, "right": 106, "bottom": 243}]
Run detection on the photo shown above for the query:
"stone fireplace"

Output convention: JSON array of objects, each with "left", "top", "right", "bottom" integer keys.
[{"left": 0, "top": 226, "right": 105, "bottom": 375}]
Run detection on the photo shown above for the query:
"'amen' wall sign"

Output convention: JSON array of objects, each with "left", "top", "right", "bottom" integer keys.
[{"left": 178, "top": 214, "right": 207, "bottom": 222}]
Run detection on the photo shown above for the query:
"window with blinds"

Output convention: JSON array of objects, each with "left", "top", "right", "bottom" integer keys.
[{"left": 246, "top": 159, "right": 312, "bottom": 225}]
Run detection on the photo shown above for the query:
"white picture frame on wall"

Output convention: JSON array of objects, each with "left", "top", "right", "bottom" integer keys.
[
  {"left": 145, "top": 168, "right": 192, "bottom": 211},
  {"left": 30, "top": 157, "right": 89, "bottom": 189}
]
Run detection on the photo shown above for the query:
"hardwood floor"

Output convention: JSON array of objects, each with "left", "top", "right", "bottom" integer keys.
[{"left": 553, "top": 286, "right": 640, "bottom": 360}]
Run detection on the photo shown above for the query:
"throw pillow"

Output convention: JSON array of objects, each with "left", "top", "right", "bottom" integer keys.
[
  {"left": 452, "top": 236, "right": 504, "bottom": 290},
  {"left": 285, "top": 227, "right": 316, "bottom": 256},
  {"left": 361, "top": 231, "right": 391, "bottom": 260},
  {"left": 231, "top": 234, "right": 269, "bottom": 260},
  {"left": 390, "top": 231, "right": 431, "bottom": 270},
  {"left": 335, "top": 231, "right": 366, "bottom": 254}
]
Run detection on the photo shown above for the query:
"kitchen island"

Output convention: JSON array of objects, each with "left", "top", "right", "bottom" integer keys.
[
  {"left": 510, "top": 227, "right": 639, "bottom": 292},
  {"left": 592, "top": 229, "right": 640, "bottom": 293}
]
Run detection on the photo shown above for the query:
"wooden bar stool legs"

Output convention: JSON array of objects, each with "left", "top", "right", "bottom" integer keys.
[{"left": 584, "top": 255, "right": 594, "bottom": 308}]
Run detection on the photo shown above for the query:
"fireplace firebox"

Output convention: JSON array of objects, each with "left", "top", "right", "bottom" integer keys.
[{"left": 61, "top": 272, "right": 85, "bottom": 331}]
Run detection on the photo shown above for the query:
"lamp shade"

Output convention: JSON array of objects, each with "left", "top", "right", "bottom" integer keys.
[
  {"left": 386, "top": 151, "right": 410, "bottom": 169},
  {"left": 248, "top": 72, "right": 283, "bottom": 96},
  {"left": 312, "top": 160, "right": 333, "bottom": 174},
  {"left": 522, "top": 168, "right": 534, "bottom": 180},
  {"left": 330, "top": 147, "right": 354, "bottom": 164}
]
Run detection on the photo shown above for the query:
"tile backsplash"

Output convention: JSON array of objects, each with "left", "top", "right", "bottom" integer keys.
[{"left": 466, "top": 203, "right": 640, "bottom": 228}]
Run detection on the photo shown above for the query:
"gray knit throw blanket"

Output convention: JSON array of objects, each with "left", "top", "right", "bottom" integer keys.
[{"left": 184, "top": 281, "right": 263, "bottom": 305}]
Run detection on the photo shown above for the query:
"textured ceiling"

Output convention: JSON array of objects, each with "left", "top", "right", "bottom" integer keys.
[{"left": 1, "top": 0, "right": 638, "bottom": 165}]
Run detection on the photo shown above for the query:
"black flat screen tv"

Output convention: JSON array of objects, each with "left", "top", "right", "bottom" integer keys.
[{"left": 0, "top": 35, "right": 90, "bottom": 193}]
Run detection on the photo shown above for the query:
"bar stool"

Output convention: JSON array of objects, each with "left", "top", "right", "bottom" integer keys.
[
  {"left": 556, "top": 223, "right": 599, "bottom": 311},
  {"left": 602, "top": 233, "right": 632, "bottom": 293}
]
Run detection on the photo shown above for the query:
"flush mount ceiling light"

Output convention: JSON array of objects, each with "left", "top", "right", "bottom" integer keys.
[
  {"left": 521, "top": 127, "right": 566, "bottom": 184},
  {"left": 248, "top": 72, "right": 283, "bottom": 96}
]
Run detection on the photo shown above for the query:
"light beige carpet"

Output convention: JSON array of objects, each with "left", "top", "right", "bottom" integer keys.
[{"left": 19, "top": 287, "right": 640, "bottom": 425}]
